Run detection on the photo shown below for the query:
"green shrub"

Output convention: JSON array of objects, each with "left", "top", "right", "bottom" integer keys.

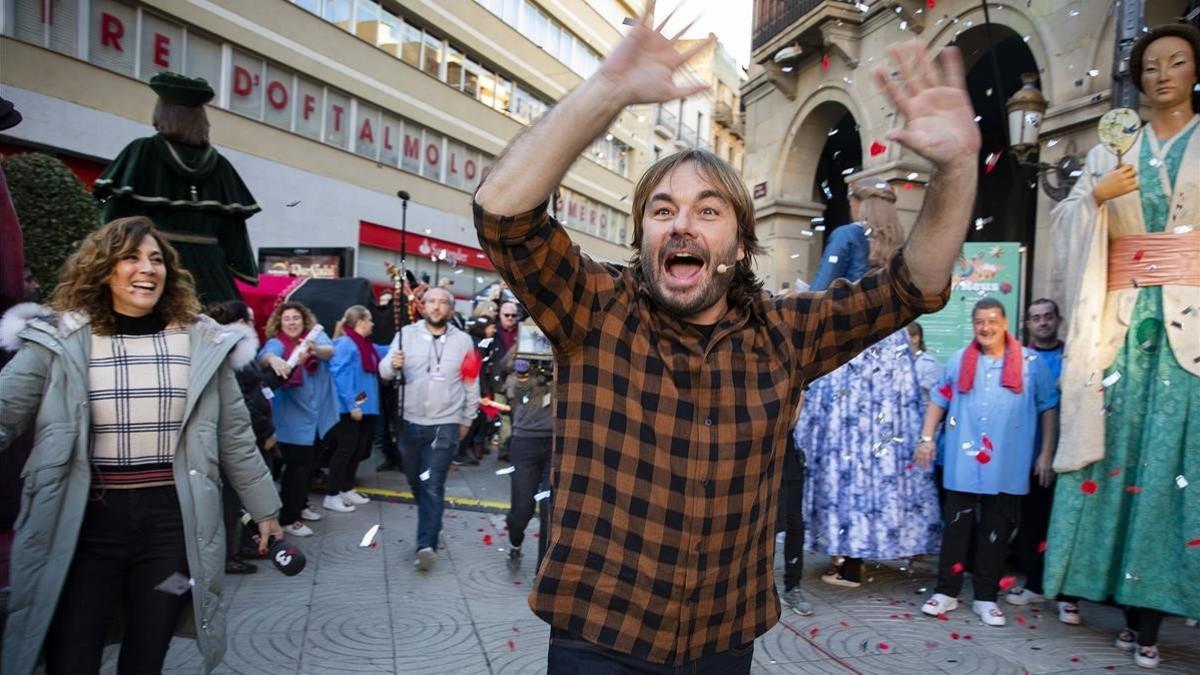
[{"left": 3, "top": 152, "right": 100, "bottom": 301}]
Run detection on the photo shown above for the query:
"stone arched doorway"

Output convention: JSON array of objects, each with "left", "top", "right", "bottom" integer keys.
[{"left": 774, "top": 98, "right": 862, "bottom": 287}]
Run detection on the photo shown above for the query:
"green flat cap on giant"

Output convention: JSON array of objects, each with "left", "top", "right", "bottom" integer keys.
[{"left": 149, "top": 71, "right": 214, "bottom": 107}]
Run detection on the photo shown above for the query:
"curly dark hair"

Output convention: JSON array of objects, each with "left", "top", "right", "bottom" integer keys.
[
  {"left": 49, "top": 216, "right": 200, "bottom": 335},
  {"left": 263, "top": 301, "right": 318, "bottom": 339},
  {"left": 1129, "top": 22, "right": 1200, "bottom": 112},
  {"left": 207, "top": 299, "right": 252, "bottom": 325}
]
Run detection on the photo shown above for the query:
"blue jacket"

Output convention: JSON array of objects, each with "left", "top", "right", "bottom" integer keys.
[
  {"left": 809, "top": 223, "right": 870, "bottom": 291},
  {"left": 330, "top": 335, "right": 382, "bottom": 415},
  {"left": 259, "top": 334, "right": 339, "bottom": 445}
]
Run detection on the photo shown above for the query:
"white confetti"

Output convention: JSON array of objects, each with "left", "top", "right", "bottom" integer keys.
[
  {"left": 1173, "top": 225, "right": 1195, "bottom": 234},
  {"left": 948, "top": 416, "right": 957, "bottom": 427},
  {"left": 1177, "top": 475, "right": 1189, "bottom": 489},
  {"left": 1088, "top": 69, "right": 1100, "bottom": 77},
  {"left": 496, "top": 466, "right": 516, "bottom": 475},
  {"left": 360, "top": 524, "right": 380, "bottom": 548},
  {"left": 419, "top": 469, "right": 431, "bottom": 481},
  {"left": 534, "top": 490, "right": 552, "bottom": 502},
  {"left": 906, "top": 172, "right": 919, "bottom": 180},
  {"left": 828, "top": 255, "right": 840, "bottom": 263},
  {"left": 1102, "top": 372, "right": 1121, "bottom": 388}
]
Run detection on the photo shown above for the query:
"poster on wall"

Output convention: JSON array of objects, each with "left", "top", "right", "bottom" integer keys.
[{"left": 918, "top": 242, "right": 1024, "bottom": 365}]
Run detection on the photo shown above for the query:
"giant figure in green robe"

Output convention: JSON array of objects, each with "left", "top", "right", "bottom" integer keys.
[{"left": 94, "top": 72, "right": 260, "bottom": 304}]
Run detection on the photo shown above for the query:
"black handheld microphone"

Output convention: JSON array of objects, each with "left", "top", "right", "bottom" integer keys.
[{"left": 241, "top": 514, "right": 307, "bottom": 576}]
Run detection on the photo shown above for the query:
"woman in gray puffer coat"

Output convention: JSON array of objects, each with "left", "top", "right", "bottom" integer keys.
[{"left": 0, "top": 217, "right": 283, "bottom": 675}]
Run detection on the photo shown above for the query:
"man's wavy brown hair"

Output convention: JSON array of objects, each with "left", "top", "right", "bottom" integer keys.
[
  {"left": 263, "top": 301, "right": 318, "bottom": 339},
  {"left": 49, "top": 216, "right": 200, "bottom": 335}
]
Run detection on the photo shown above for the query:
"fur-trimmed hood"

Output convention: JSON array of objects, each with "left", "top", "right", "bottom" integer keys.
[{"left": 0, "top": 303, "right": 258, "bottom": 368}]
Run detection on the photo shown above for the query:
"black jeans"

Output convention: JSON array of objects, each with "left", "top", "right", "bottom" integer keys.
[
  {"left": 1124, "top": 606, "right": 1164, "bottom": 646},
  {"left": 329, "top": 414, "right": 376, "bottom": 495},
  {"left": 44, "top": 487, "right": 190, "bottom": 675},
  {"left": 934, "top": 490, "right": 1021, "bottom": 602},
  {"left": 548, "top": 629, "right": 753, "bottom": 675},
  {"left": 376, "top": 385, "right": 402, "bottom": 466},
  {"left": 780, "top": 447, "right": 805, "bottom": 591},
  {"left": 506, "top": 434, "right": 551, "bottom": 550},
  {"left": 277, "top": 442, "right": 314, "bottom": 524}
]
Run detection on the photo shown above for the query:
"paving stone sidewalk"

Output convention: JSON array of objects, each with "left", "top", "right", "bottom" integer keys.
[{"left": 123, "top": 461, "right": 1199, "bottom": 674}]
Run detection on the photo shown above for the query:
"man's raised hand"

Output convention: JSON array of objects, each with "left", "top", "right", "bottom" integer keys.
[
  {"left": 596, "top": 0, "right": 712, "bottom": 106},
  {"left": 873, "top": 41, "right": 981, "bottom": 169}
]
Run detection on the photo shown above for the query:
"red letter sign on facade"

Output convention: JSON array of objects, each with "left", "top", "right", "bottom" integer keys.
[
  {"left": 267, "top": 81, "right": 289, "bottom": 110},
  {"left": 403, "top": 134, "right": 420, "bottom": 161},
  {"left": 383, "top": 125, "right": 394, "bottom": 150},
  {"left": 153, "top": 34, "right": 171, "bottom": 67},
  {"left": 425, "top": 142, "right": 440, "bottom": 166},
  {"left": 233, "top": 66, "right": 253, "bottom": 96},
  {"left": 448, "top": 151, "right": 459, "bottom": 176},
  {"left": 303, "top": 94, "right": 316, "bottom": 120},
  {"left": 330, "top": 104, "right": 344, "bottom": 132},
  {"left": 359, "top": 118, "right": 374, "bottom": 143},
  {"left": 100, "top": 12, "right": 125, "bottom": 51},
  {"left": 465, "top": 160, "right": 477, "bottom": 181}
]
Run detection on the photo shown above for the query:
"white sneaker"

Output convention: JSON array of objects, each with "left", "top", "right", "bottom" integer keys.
[
  {"left": 922, "top": 593, "right": 958, "bottom": 616},
  {"left": 300, "top": 507, "right": 322, "bottom": 521},
  {"left": 415, "top": 547, "right": 435, "bottom": 571},
  {"left": 973, "top": 600, "right": 1006, "bottom": 626},
  {"left": 1004, "top": 587, "right": 1045, "bottom": 605},
  {"left": 323, "top": 494, "right": 356, "bottom": 513},
  {"left": 1134, "top": 645, "right": 1160, "bottom": 669},
  {"left": 341, "top": 490, "right": 370, "bottom": 506},
  {"left": 1057, "top": 601, "right": 1081, "bottom": 625},
  {"left": 285, "top": 521, "right": 314, "bottom": 537}
]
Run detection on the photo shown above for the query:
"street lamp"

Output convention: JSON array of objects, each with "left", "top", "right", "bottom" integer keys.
[
  {"left": 1003, "top": 73, "right": 1082, "bottom": 201},
  {"left": 1006, "top": 73, "right": 1047, "bottom": 162}
]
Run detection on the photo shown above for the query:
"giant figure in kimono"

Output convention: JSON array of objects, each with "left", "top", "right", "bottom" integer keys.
[
  {"left": 1045, "top": 23, "right": 1199, "bottom": 668},
  {"left": 94, "top": 72, "right": 260, "bottom": 303}
]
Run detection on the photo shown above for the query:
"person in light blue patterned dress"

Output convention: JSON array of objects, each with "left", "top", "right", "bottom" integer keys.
[{"left": 794, "top": 181, "right": 942, "bottom": 587}]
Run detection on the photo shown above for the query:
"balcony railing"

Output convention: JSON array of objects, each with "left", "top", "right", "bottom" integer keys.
[
  {"left": 679, "top": 122, "right": 698, "bottom": 146},
  {"left": 753, "top": 0, "right": 852, "bottom": 51},
  {"left": 655, "top": 105, "right": 679, "bottom": 137},
  {"left": 714, "top": 101, "right": 734, "bottom": 127}
]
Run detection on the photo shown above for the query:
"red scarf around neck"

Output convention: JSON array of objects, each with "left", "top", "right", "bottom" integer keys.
[
  {"left": 344, "top": 327, "right": 380, "bottom": 374},
  {"left": 277, "top": 332, "right": 319, "bottom": 388},
  {"left": 958, "top": 331, "right": 1023, "bottom": 395}
]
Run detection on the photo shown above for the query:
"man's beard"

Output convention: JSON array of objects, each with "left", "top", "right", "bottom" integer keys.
[
  {"left": 426, "top": 315, "right": 448, "bottom": 329},
  {"left": 638, "top": 239, "right": 737, "bottom": 319}
]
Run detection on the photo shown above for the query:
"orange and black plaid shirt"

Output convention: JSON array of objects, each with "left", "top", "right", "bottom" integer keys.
[{"left": 474, "top": 200, "right": 949, "bottom": 665}]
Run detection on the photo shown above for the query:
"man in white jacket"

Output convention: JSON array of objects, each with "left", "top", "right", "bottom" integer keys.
[{"left": 380, "top": 287, "right": 480, "bottom": 570}]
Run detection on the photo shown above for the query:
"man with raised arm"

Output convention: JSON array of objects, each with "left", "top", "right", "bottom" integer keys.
[{"left": 474, "top": 6, "right": 980, "bottom": 671}]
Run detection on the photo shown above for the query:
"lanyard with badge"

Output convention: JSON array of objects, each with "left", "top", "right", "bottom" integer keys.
[{"left": 428, "top": 333, "right": 446, "bottom": 381}]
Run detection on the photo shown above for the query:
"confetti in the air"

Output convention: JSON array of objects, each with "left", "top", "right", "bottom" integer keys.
[
  {"left": 496, "top": 466, "right": 516, "bottom": 475},
  {"left": 1081, "top": 480, "right": 1098, "bottom": 495},
  {"left": 1102, "top": 372, "right": 1121, "bottom": 388},
  {"left": 870, "top": 141, "right": 887, "bottom": 156},
  {"left": 419, "top": 469, "right": 431, "bottom": 481},
  {"left": 1177, "top": 475, "right": 1189, "bottom": 489},
  {"left": 951, "top": 562, "right": 964, "bottom": 575}
]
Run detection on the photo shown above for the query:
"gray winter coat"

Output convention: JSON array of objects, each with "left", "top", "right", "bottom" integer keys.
[{"left": 0, "top": 303, "right": 282, "bottom": 675}]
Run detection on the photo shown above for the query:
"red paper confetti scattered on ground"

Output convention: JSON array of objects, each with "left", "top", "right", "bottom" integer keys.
[
  {"left": 1187, "top": 539, "right": 1200, "bottom": 547},
  {"left": 951, "top": 562, "right": 965, "bottom": 575},
  {"left": 1037, "top": 540, "right": 1048, "bottom": 554},
  {"left": 951, "top": 632, "right": 960, "bottom": 640},
  {"left": 878, "top": 642, "right": 890, "bottom": 651},
  {"left": 936, "top": 614, "right": 949, "bottom": 621},
  {"left": 513, "top": 625, "right": 520, "bottom": 633},
  {"left": 963, "top": 635, "right": 973, "bottom": 640},
  {"left": 1070, "top": 656, "right": 1081, "bottom": 663},
  {"left": 483, "top": 534, "right": 493, "bottom": 545},
  {"left": 903, "top": 613, "right": 913, "bottom": 619},
  {"left": 976, "top": 451, "right": 992, "bottom": 465},
  {"left": 822, "top": 54, "right": 830, "bottom": 72},
  {"left": 1125, "top": 485, "right": 1143, "bottom": 494},
  {"left": 1081, "top": 480, "right": 1098, "bottom": 495},
  {"left": 999, "top": 576, "right": 1017, "bottom": 591},
  {"left": 507, "top": 639, "right": 516, "bottom": 651},
  {"left": 982, "top": 434, "right": 994, "bottom": 451},
  {"left": 1016, "top": 615, "right": 1026, "bottom": 624},
  {"left": 810, "top": 627, "right": 820, "bottom": 637},
  {"left": 1110, "top": 468, "right": 1122, "bottom": 477},
  {"left": 870, "top": 141, "right": 887, "bottom": 156},
  {"left": 890, "top": 614, "right": 899, "bottom": 619},
  {"left": 840, "top": 621, "right": 850, "bottom": 628},
  {"left": 513, "top": 580, "right": 523, "bottom": 586}
]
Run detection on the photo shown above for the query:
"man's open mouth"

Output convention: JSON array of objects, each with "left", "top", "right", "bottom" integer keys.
[{"left": 664, "top": 251, "right": 705, "bottom": 282}]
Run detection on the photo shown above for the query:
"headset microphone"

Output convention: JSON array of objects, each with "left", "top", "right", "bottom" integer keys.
[{"left": 715, "top": 263, "right": 731, "bottom": 274}]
